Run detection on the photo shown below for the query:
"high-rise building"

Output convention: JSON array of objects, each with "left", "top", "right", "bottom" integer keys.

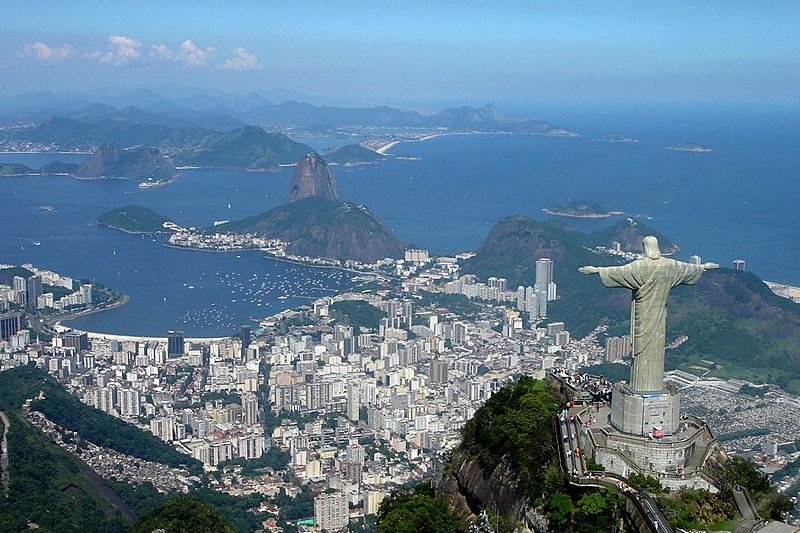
[
  {"left": 240, "top": 325, "right": 251, "bottom": 360},
  {"left": 167, "top": 330, "right": 184, "bottom": 356},
  {"left": 314, "top": 492, "right": 349, "bottom": 531},
  {"left": 346, "top": 384, "right": 361, "bottom": 421},
  {"left": 429, "top": 359, "right": 449, "bottom": 384},
  {"left": 732, "top": 259, "right": 746, "bottom": 271},
  {"left": 63, "top": 330, "right": 89, "bottom": 351},
  {"left": 605, "top": 335, "right": 631, "bottom": 362},
  {"left": 26, "top": 275, "right": 43, "bottom": 308},
  {"left": 689, "top": 255, "right": 702, "bottom": 265},
  {"left": 241, "top": 393, "right": 259, "bottom": 425},
  {"left": 0, "top": 312, "right": 21, "bottom": 340},
  {"left": 12, "top": 276, "right": 27, "bottom": 306},
  {"left": 533, "top": 258, "right": 555, "bottom": 317},
  {"left": 119, "top": 388, "right": 141, "bottom": 416}
]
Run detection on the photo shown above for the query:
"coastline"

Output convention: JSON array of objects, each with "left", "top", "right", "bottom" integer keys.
[{"left": 162, "top": 242, "right": 377, "bottom": 275}]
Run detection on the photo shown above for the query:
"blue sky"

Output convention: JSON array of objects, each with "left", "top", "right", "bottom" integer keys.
[{"left": 2, "top": 1, "right": 798, "bottom": 106}]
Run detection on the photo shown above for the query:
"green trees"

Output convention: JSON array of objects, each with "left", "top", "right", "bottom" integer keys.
[
  {"left": 376, "top": 484, "right": 461, "bottom": 533},
  {"left": 131, "top": 496, "right": 237, "bottom": 533},
  {"left": 461, "top": 377, "right": 559, "bottom": 503},
  {"left": 544, "top": 492, "right": 573, "bottom": 530}
]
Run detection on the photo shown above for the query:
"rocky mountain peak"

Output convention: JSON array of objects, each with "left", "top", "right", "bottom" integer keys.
[{"left": 286, "top": 152, "right": 339, "bottom": 203}]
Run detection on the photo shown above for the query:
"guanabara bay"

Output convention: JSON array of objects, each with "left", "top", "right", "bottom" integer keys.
[{"left": 1, "top": 2, "right": 798, "bottom": 533}]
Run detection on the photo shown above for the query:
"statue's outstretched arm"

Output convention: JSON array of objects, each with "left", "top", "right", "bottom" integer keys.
[
  {"left": 702, "top": 262, "right": 719, "bottom": 270},
  {"left": 578, "top": 266, "right": 600, "bottom": 275}
]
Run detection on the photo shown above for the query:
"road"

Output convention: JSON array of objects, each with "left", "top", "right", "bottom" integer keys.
[{"left": 0, "top": 410, "right": 9, "bottom": 498}]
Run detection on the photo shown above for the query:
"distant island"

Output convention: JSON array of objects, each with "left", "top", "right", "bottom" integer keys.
[
  {"left": 0, "top": 163, "right": 37, "bottom": 176},
  {"left": 599, "top": 133, "right": 639, "bottom": 143},
  {"left": 543, "top": 200, "right": 625, "bottom": 219},
  {"left": 3, "top": 145, "right": 179, "bottom": 186},
  {"left": 323, "top": 144, "right": 384, "bottom": 165},
  {"left": 97, "top": 205, "right": 173, "bottom": 234},
  {"left": 667, "top": 142, "right": 712, "bottom": 153}
]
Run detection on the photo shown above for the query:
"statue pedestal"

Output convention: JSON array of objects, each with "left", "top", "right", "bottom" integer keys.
[{"left": 610, "top": 382, "right": 681, "bottom": 436}]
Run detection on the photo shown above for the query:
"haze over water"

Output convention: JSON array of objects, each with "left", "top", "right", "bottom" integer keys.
[{"left": 1, "top": 104, "right": 797, "bottom": 336}]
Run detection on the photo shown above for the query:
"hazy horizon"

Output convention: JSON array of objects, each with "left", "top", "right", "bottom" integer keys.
[{"left": 3, "top": 1, "right": 798, "bottom": 108}]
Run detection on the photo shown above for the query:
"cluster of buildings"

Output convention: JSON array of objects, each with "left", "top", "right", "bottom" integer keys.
[
  {"left": 2, "top": 248, "right": 799, "bottom": 530},
  {"left": 0, "top": 263, "right": 91, "bottom": 312},
  {"left": 167, "top": 226, "right": 288, "bottom": 255},
  {"left": 439, "top": 257, "right": 557, "bottom": 319}
]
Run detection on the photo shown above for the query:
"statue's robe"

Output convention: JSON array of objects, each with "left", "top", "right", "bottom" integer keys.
[{"left": 598, "top": 258, "right": 704, "bottom": 392}]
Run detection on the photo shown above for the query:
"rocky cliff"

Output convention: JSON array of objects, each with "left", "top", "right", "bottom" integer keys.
[
  {"left": 287, "top": 152, "right": 339, "bottom": 202},
  {"left": 440, "top": 450, "right": 547, "bottom": 530}
]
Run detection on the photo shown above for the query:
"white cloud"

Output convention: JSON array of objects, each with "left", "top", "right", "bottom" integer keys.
[
  {"left": 174, "top": 40, "right": 214, "bottom": 67},
  {"left": 222, "top": 47, "right": 263, "bottom": 71},
  {"left": 87, "top": 35, "right": 141, "bottom": 66},
  {"left": 150, "top": 43, "right": 173, "bottom": 60},
  {"left": 22, "top": 42, "right": 73, "bottom": 61}
]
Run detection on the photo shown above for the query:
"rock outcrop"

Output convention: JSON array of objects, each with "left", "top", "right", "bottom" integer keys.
[
  {"left": 287, "top": 153, "right": 339, "bottom": 202},
  {"left": 440, "top": 449, "right": 546, "bottom": 530}
]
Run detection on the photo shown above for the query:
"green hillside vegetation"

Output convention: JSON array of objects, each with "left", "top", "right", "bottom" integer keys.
[
  {"left": 40, "top": 160, "right": 80, "bottom": 174},
  {"left": 377, "top": 483, "right": 462, "bottom": 533},
  {"left": 97, "top": 204, "right": 173, "bottom": 233},
  {"left": 461, "top": 377, "right": 560, "bottom": 503},
  {"left": 181, "top": 125, "right": 312, "bottom": 170},
  {"left": 0, "top": 162, "right": 36, "bottom": 175},
  {"left": 324, "top": 144, "right": 384, "bottom": 164},
  {"left": 0, "top": 366, "right": 203, "bottom": 475},
  {"left": 462, "top": 216, "right": 800, "bottom": 392},
  {"left": 0, "top": 411, "right": 134, "bottom": 532},
  {"left": 131, "top": 496, "right": 237, "bottom": 533},
  {"left": 217, "top": 196, "right": 406, "bottom": 262},
  {"left": 330, "top": 300, "right": 387, "bottom": 330},
  {"left": 0, "top": 266, "right": 34, "bottom": 285}
]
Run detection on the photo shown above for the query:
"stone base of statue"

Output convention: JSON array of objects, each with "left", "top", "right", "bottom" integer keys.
[
  {"left": 574, "top": 383, "right": 727, "bottom": 492},
  {"left": 610, "top": 382, "right": 681, "bottom": 436}
]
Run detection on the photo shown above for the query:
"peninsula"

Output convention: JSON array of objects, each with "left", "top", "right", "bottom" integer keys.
[{"left": 543, "top": 200, "right": 624, "bottom": 219}]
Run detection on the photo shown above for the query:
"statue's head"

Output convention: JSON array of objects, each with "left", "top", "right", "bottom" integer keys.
[{"left": 642, "top": 236, "right": 661, "bottom": 259}]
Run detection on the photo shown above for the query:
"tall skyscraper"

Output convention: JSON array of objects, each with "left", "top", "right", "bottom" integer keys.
[
  {"left": 26, "top": 275, "right": 43, "bottom": 308},
  {"left": 429, "top": 359, "right": 449, "bottom": 384},
  {"left": 241, "top": 393, "right": 259, "bottom": 425},
  {"left": 534, "top": 258, "right": 555, "bottom": 317},
  {"left": 167, "top": 330, "right": 185, "bottom": 356},
  {"left": 689, "top": 255, "right": 702, "bottom": 265},
  {"left": 732, "top": 259, "right": 746, "bottom": 271},
  {"left": 240, "top": 325, "right": 251, "bottom": 360},
  {"left": 12, "top": 276, "right": 27, "bottom": 306}
]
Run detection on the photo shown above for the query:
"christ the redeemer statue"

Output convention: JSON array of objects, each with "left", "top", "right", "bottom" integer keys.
[{"left": 579, "top": 236, "right": 718, "bottom": 393}]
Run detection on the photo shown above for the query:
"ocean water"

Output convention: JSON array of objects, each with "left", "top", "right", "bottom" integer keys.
[{"left": 1, "top": 104, "right": 797, "bottom": 336}]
